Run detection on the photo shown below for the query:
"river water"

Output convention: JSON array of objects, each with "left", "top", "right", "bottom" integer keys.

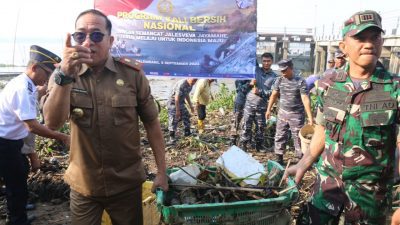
[{"left": 0, "top": 72, "right": 235, "bottom": 102}]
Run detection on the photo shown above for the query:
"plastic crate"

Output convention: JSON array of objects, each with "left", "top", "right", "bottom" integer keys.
[{"left": 156, "top": 160, "right": 298, "bottom": 225}]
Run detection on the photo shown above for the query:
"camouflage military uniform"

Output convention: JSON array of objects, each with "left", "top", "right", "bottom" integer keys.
[
  {"left": 167, "top": 79, "right": 193, "bottom": 135},
  {"left": 300, "top": 67, "right": 399, "bottom": 224},
  {"left": 273, "top": 75, "right": 308, "bottom": 158},
  {"left": 234, "top": 79, "right": 251, "bottom": 132},
  {"left": 241, "top": 69, "right": 276, "bottom": 149}
]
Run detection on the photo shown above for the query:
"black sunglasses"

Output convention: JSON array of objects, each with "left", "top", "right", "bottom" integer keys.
[{"left": 71, "top": 31, "right": 105, "bottom": 44}]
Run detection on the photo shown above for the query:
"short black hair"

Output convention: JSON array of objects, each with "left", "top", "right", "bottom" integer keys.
[
  {"left": 75, "top": 9, "right": 112, "bottom": 35},
  {"left": 261, "top": 52, "right": 273, "bottom": 60}
]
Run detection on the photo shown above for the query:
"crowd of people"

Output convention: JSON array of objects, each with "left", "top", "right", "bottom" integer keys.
[{"left": 1, "top": 8, "right": 400, "bottom": 225}]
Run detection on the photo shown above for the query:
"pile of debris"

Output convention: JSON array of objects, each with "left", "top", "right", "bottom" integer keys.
[{"left": 164, "top": 146, "right": 294, "bottom": 206}]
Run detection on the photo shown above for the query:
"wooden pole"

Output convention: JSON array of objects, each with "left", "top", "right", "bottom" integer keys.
[{"left": 279, "top": 159, "right": 291, "bottom": 187}]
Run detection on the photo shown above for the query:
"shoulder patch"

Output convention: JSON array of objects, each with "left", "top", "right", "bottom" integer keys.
[
  {"left": 27, "top": 82, "right": 33, "bottom": 93},
  {"left": 115, "top": 57, "right": 142, "bottom": 71}
]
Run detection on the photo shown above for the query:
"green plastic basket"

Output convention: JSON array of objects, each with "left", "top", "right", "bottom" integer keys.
[{"left": 156, "top": 160, "right": 298, "bottom": 225}]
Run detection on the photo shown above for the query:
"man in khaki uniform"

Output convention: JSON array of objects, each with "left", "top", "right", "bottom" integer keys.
[
  {"left": 43, "top": 9, "right": 168, "bottom": 225},
  {"left": 193, "top": 79, "right": 215, "bottom": 133}
]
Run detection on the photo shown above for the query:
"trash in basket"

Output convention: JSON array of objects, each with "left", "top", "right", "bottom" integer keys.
[{"left": 156, "top": 160, "right": 298, "bottom": 225}]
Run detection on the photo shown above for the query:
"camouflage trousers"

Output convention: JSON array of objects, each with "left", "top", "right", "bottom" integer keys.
[
  {"left": 240, "top": 101, "right": 267, "bottom": 145},
  {"left": 297, "top": 200, "right": 386, "bottom": 225},
  {"left": 167, "top": 104, "right": 190, "bottom": 132},
  {"left": 233, "top": 98, "right": 246, "bottom": 132},
  {"left": 274, "top": 109, "right": 304, "bottom": 157},
  {"left": 302, "top": 172, "right": 390, "bottom": 225}
]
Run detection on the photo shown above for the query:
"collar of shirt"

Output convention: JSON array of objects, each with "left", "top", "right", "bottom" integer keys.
[{"left": 77, "top": 55, "right": 117, "bottom": 77}]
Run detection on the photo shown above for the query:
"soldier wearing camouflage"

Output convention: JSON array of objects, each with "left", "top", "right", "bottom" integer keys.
[
  {"left": 233, "top": 79, "right": 251, "bottom": 132},
  {"left": 266, "top": 58, "right": 313, "bottom": 162},
  {"left": 167, "top": 78, "right": 197, "bottom": 142},
  {"left": 282, "top": 10, "right": 398, "bottom": 225},
  {"left": 240, "top": 53, "right": 277, "bottom": 151},
  {"left": 309, "top": 66, "right": 398, "bottom": 224}
]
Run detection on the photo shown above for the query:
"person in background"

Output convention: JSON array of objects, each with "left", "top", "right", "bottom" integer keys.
[
  {"left": 334, "top": 49, "right": 346, "bottom": 69},
  {"left": 265, "top": 58, "right": 313, "bottom": 164},
  {"left": 231, "top": 78, "right": 251, "bottom": 144},
  {"left": 192, "top": 79, "right": 216, "bottom": 134},
  {"left": 167, "top": 78, "right": 197, "bottom": 144},
  {"left": 327, "top": 58, "right": 335, "bottom": 69},
  {"left": 42, "top": 9, "right": 168, "bottom": 225},
  {"left": 0, "top": 45, "right": 70, "bottom": 225},
  {"left": 21, "top": 83, "right": 47, "bottom": 174},
  {"left": 305, "top": 74, "right": 320, "bottom": 93},
  {"left": 283, "top": 10, "right": 398, "bottom": 224},
  {"left": 240, "top": 52, "right": 277, "bottom": 152}
]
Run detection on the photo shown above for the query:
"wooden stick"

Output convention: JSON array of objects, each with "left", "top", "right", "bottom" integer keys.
[
  {"left": 278, "top": 185, "right": 296, "bottom": 195},
  {"left": 279, "top": 159, "right": 291, "bottom": 187},
  {"left": 393, "top": 199, "right": 400, "bottom": 205},
  {"left": 170, "top": 183, "right": 265, "bottom": 193},
  {"left": 393, "top": 184, "right": 400, "bottom": 188}
]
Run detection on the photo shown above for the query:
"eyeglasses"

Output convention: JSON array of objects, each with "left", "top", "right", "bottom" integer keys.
[{"left": 71, "top": 31, "right": 106, "bottom": 44}]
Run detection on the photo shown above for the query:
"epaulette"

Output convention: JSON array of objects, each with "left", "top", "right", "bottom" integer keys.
[
  {"left": 27, "top": 82, "right": 33, "bottom": 93},
  {"left": 115, "top": 57, "right": 142, "bottom": 71}
]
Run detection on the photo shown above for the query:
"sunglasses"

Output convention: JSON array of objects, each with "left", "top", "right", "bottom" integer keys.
[{"left": 71, "top": 31, "right": 106, "bottom": 44}]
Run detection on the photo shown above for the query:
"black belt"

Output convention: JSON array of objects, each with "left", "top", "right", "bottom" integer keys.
[{"left": 0, "top": 137, "right": 21, "bottom": 143}]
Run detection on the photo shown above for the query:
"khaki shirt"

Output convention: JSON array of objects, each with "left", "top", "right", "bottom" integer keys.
[
  {"left": 62, "top": 56, "right": 158, "bottom": 197},
  {"left": 193, "top": 79, "right": 211, "bottom": 105}
]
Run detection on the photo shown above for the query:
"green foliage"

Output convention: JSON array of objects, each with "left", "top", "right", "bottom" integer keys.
[
  {"left": 36, "top": 122, "right": 70, "bottom": 157},
  {"left": 310, "top": 92, "right": 318, "bottom": 112},
  {"left": 208, "top": 83, "right": 235, "bottom": 111},
  {"left": 159, "top": 105, "right": 168, "bottom": 126},
  {"left": 187, "top": 152, "right": 198, "bottom": 164}
]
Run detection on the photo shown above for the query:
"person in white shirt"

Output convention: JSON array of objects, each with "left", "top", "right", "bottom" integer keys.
[{"left": 0, "top": 45, "right": 69, "bottom": 225}]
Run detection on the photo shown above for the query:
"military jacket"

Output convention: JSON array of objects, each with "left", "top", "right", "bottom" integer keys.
[
  {"left": 167, "top": 79, "right": 193, "bottom": 108},
  {"left": 272, "top": 74, "right": 308, "bottom": 112},
  {"left": 247, "top": 68, "right": 276, "bottom": 104},
  {"left": 313, "top": 67, "right": 400, "bottom": 218},
  {"left": 234, "top": 79, "right": 251, "bottom": 102},
  {"left": 64, "top": 56, "right": 158, "bottom": 197}
]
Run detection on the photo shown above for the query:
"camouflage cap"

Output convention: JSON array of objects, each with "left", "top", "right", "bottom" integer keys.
[
  {"left": 342, "top": 10, "right": 384, "bottom": 38},
  {"left": 334, "top": 50, "right": 345, "bottom": 58},
  {"left": 277, "top": 58, "right": 293, "bottom": 71}
]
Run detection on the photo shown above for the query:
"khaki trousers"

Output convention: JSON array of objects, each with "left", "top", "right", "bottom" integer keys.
[{"left": 70, "top": 186, "right": 143, "bottom": 225}]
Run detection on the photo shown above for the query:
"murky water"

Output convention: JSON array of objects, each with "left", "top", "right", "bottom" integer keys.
[
  {"left": 148, "top": 77, "right": 235, "bottom": 103},
  {"left": 0, "top": 75, "right": 235, "bottom": 101}
]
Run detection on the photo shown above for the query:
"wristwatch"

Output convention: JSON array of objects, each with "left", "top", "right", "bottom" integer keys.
[{"left": 54, "top": 67, "right": 75, "bottom": 86}]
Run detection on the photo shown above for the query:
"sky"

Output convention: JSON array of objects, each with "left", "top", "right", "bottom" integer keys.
[{"left": 0, "top": 0, "right": 398, "bottom": 65}]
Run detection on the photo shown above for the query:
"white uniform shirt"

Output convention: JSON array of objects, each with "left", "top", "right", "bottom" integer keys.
[{"left": 0, "top": 73, "right": 37, "bottom": 140}]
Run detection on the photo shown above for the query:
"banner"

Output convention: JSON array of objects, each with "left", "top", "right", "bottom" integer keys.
[{"left": 95, "top": 0, "right": 257, "bottom": 79}]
